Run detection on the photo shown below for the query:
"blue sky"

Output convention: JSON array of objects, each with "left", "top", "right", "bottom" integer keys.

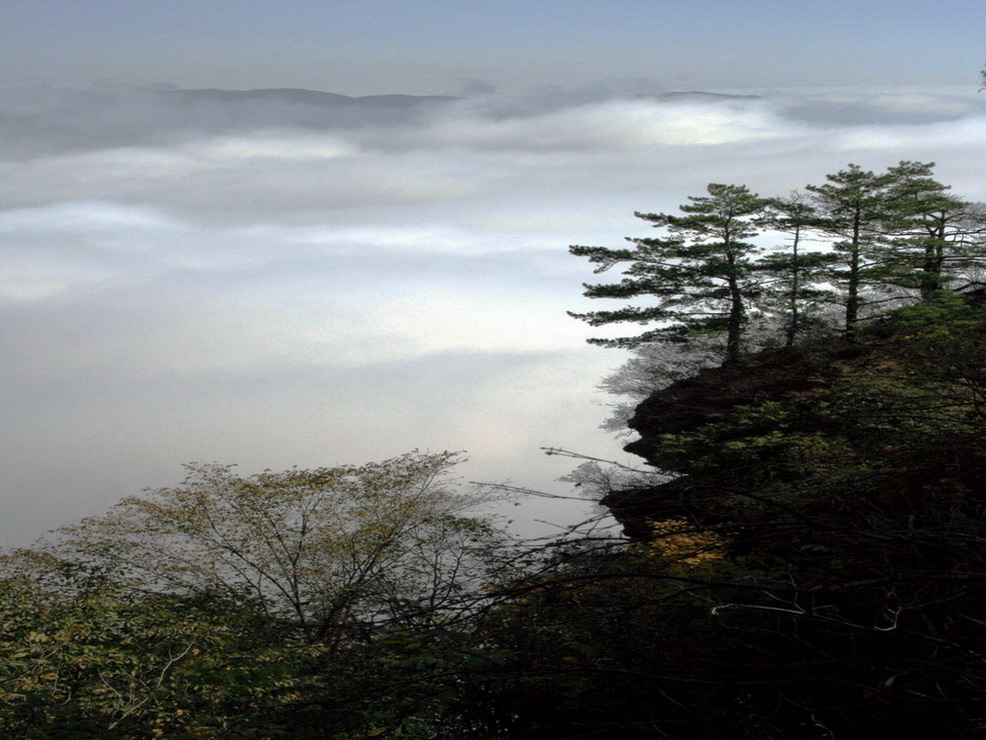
[{"left": 3, "top": 0, "right": 984, "bottom": 92}]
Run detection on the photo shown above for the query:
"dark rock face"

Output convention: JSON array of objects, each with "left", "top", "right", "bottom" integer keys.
[
  {"left": 623, "top": 346, "right": 846, "bottom": 464},
  {"left": 606, "top": 304, "right": 986, "bottom": 539},
  {"left": 600, "top": 477, "right": 707, "bottom": 539},
  {"left": 602, "top": 345, "right": 850, "bottom": 537}
]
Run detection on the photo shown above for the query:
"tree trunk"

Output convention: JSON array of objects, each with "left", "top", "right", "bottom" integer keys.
[
  {"left": 726, "top": 251, "right": 744, "bottom": 362},
  {"left": 845, "top": 212, "right": 861, "bottom": 342}
]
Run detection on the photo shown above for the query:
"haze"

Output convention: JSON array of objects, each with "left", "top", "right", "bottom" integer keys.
[{"left": 3, "top": 1, "right": 986, "bottom": 547}]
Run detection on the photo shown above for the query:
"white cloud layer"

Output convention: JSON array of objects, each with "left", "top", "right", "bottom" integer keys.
[{"left": 4, "top": 83, "right": 986, "bottom": 546}]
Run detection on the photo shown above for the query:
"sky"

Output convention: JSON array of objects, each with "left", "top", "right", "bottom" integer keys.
[
  {"left": 2, "top": 1, "right": 986, "bottom": 547},
  {"left": 4, "top": 0, "right": 985, "bottom": 93}
]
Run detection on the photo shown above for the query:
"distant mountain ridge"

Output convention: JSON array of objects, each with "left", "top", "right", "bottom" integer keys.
[
  {"left": 161, "top": 87, "right": 757, "bottom": 108},
  {"left": 162, "top": 87, "right": 459, "bottom": 108},
  {"left": 656, "top": 90, "right": 759, "bottom": 101}
]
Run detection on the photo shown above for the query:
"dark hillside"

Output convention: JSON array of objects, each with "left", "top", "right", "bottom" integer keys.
[{"left": 580, "top": 290, "right": 986, "bottom": 736}]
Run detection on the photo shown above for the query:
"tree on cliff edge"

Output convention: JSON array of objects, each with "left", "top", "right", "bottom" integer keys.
[
  {"left": 568, "top": 183, "right": 769, "bottom": 362},
  {"left": 805, "top": 163, "right": 895, "bottom": 338}
]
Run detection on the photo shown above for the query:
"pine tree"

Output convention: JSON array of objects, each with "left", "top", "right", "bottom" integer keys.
[
  {"left": 569, "top": 183, "right": 770, "bottom": 362},
  {"left": 756, "top": 193, "right": 838, "bottom": 346},
  {"left": 881, "top": 161, "right": 986, "bottom": 299},
  {"left": 805, "top": 164, "right": 894, "bottom": 339}
]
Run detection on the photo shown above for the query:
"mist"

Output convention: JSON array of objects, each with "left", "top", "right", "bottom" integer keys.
[{"left": 4, "top": 81, "right": 986, "bottom": 546}]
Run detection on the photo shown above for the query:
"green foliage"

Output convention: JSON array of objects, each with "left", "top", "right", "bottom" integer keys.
[
  {"left": 639, "top": 293, "right": 986, "bottom": 497},
  {"left": 571, "top": 162, "right": 986, "bottom": 360},
  {"left": 880, "top": 161, "right": 986, "bottom": 298},
  {"left": 804, "top": 164, "right": 896, "bottom": 327},
  {"left": 0, "top": 452, "right": 514, "bottom": 738},
  {"left": 5, "top": 299, "right": 986, "bottom": 736},
  {"left": 46, "top": 452, "right": 502, "bottom": 646},
  {"left": 757, "top": 192, "right": 839, "bottom": 346},
  {"left": 569, "top": 183, "right": 770, "bottom": 361},
  {"left": 0, "top": 559, "right": 324, "bottom": 737}
]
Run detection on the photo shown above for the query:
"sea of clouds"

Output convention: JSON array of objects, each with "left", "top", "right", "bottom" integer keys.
[{"left": 3, "top": 82, "right": 986, "bottom": 546}]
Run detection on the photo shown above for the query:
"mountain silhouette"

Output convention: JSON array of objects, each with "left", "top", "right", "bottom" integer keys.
[{"left": 163, "top": 87, "right": 458, "bottom": 108}]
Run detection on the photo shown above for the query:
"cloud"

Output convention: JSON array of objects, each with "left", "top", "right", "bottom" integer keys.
[
  {"left": 777, "top": 89, "right": 984, "bottom": 126},
  {"left": 387, "top": 97, "right": 797, "bottom": 151},
  {"left": 4, "top": 82, "right": 986, "bottom": 546},
  {"left": 832, "top": 115, "right": 986, "bottom": 154}
]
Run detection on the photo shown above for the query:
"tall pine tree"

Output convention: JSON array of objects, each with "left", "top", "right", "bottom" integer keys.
[
  {"left": 569, "top": 184, "right": 769, "bottom": 362},
  {"left": 805, "top": 164, "right": 894, "bottom": 339},
  {"left": 756, "top": 193, "right": 838, "bottom": 346},
  {"left": 880, "top": 161, "right": 986, "bottom": 299}
]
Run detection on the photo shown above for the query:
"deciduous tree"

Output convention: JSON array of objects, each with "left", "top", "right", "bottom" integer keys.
[{"left": 43, "top": 452, "right": 503, "bottom": 646}]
